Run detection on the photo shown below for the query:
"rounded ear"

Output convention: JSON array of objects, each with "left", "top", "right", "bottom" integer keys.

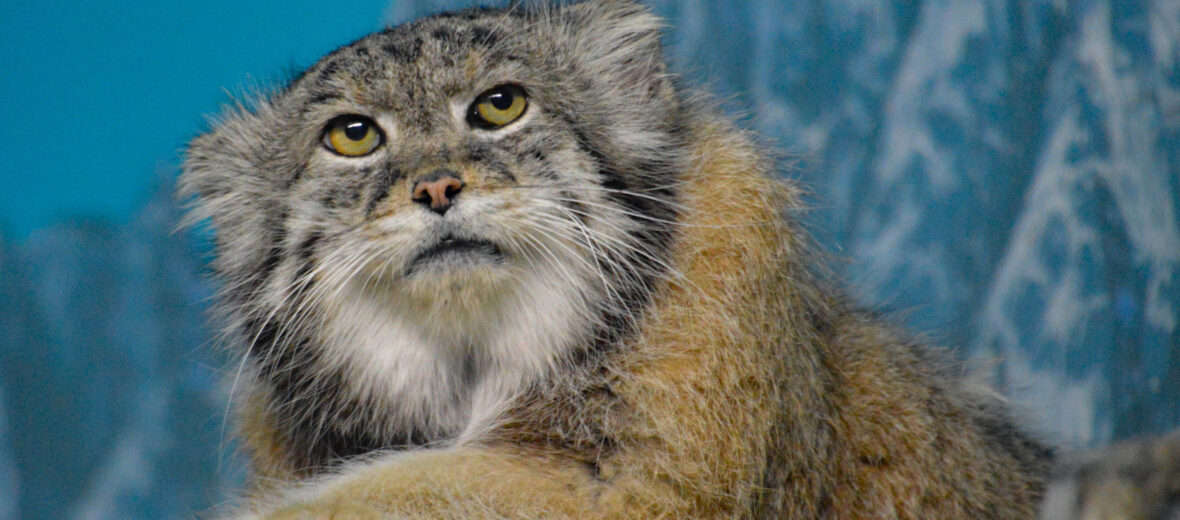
[
  {"left": 178, "top": 93, "right": 288, "bottom": 279},
  {"left": 180, "top": 99, "right": 274, "bottom": 224},
  {"left": 560, "top": 0, "right": 669, "bottom": 94}
]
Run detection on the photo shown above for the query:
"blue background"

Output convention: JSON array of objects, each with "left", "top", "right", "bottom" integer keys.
[{"left": 1, "top": 1, "right": 1178, "bottom": 518}]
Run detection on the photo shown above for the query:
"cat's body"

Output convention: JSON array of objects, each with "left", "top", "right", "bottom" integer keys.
[{"left": 181, "top": 2, "right": 1050, "bottom": 517}]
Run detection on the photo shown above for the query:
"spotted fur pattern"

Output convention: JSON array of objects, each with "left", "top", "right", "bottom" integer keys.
[{"left": 181, "top": 1, "right": 1050, "bottom": 518}]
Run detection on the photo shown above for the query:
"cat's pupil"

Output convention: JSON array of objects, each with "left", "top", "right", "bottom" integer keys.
[
  {"left": 489, "top": 92, "right": 513, "bottom": 110},
  {"left": 344, "top": 121, "right": 368, "bottom": 141}
]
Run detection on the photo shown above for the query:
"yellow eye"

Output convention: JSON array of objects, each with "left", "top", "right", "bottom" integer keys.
[
  {"left": 323, "top": 115, "right": 382, "bottom": 156},
  {"left": 468, "top": 84, "right": 528, "bottom": 129}
]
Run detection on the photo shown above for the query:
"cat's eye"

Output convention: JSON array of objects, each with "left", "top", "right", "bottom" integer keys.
[
  {"left": 467, "top": 84, "right": 528, "bottom": 129},
  {"left": 323, "top": 115, "right": 383, "bottom": 156}
]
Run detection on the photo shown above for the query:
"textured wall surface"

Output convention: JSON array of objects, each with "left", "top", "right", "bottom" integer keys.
[{"left": 0, "top": 1, "right": 1177, "bottom": 518}]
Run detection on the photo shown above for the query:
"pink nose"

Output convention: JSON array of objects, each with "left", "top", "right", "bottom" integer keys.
[{"left": 411, "top": 170, "right": 464, "bottom": 215}]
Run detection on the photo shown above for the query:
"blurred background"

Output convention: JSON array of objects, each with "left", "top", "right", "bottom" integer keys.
[{"left": 1, "top": 0, "right": 1177, "bottom": 518}]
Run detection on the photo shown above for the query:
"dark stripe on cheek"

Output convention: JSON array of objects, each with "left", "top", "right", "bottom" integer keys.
[
  {"left": 464, "top": 143, "right": 515, "bottom": 182},
  {"left": 521, "top": 145, "right": 560, "bottom": 180},
  {"left": 249, "top": 245, "right": 283, "bottom": 302},
  {"left": 569, "top": 124, "right": 677, "bottom": 224},
  {"left": 293, "top": 229, "right": 323, "bottom": 288},
  {"left": 567, "top": 125, "right": 647, "bottom": 214},
  {"left": 560, "top": 190, "right": 591, "bottom": 226},
  {"left": 559, "top": 119, "right": 682, "bottom": 365},
  {"left": 492, "top": 163, "right": 516, "bottom": 182},
  {"left": 320, "top": 184, "right": 361, "bottom": 210},
  {"left": 224, "top": 206, "right": 288, "bottom": 310},
  {"left": 283, "top": 157, "right": 312, "bottom": 191},
  {"left": 366, "top": 168, "right": 404, "bottom": 215}
]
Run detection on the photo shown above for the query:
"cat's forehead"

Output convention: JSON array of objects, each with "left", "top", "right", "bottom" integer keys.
[{"left": 290, "top": 8, "right": 533, "bottom": 101}]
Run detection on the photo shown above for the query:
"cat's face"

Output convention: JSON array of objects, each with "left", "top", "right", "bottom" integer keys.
[
  {"left": 274, "top": 14, "right": 607, "bottom": 309},
  {"left": 186, "top": 3, "right": 681, "bottom": 318}
]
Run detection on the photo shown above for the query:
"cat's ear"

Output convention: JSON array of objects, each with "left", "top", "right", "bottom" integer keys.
[
  {"left": 561, "top": 0, "right": 668, "bottom": 93},
  {"left": 179, "top": 89, "right": 283, "bottom": 244}
]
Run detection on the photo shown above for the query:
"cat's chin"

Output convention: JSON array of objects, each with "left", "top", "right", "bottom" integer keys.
[
  {"left": 401, "top": 262, "right": 515, "bottom": 297},
  {"left": 402, "top": 235, "right": 505, "bottom": 279},
  {"left": 348, "top": 244, "right": 518, "bottom": 311}
]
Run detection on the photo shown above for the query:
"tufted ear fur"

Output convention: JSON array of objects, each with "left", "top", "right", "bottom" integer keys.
[
  {"left": 179, "top": 95, "right": 288, "bottom": 285},
  {"left": 560, "top": 0, "right": 670, "bottom": 98},
  {"left": 539, "top": 0, "right": 683, "bottom": 180}
]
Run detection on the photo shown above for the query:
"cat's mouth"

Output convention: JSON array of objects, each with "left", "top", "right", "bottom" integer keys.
[{"left": 404, "top": 234, "right": 504, "bottom": 276}]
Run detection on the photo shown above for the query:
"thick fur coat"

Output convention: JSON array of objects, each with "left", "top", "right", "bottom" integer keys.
[{"left": 181, "top": 1, "right": 1050, "bottom": 518}]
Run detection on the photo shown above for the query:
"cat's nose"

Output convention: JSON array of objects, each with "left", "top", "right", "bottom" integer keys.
[{"left": 411, "top": 169, "right": 465, "bottom": 215}]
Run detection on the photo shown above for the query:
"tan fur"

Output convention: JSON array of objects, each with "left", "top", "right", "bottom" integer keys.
[{"left": 231, "top": 118, "right": 1045, "bottom": 518}]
